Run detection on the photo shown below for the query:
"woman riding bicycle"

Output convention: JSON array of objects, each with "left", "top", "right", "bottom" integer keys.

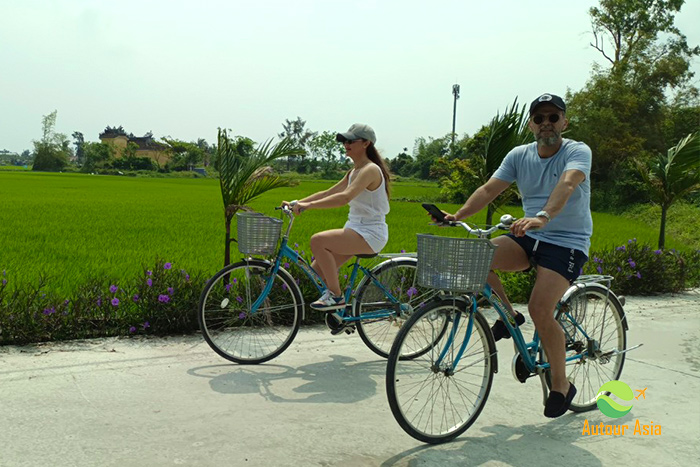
[{"left": 282, "top": 123, "right": 391, "bottom": 311}]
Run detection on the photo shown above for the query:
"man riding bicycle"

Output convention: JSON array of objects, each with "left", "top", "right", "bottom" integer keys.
[{"left": 439, "top": 93, "right": 591, "bottom": 418}]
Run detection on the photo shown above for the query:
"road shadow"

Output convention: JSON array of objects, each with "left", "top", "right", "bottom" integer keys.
[
  {"left": 380, "top": 417, "right": 603, "bottom": 467},
  {"left": 188, "top": 354, "right": 386, "bottom": 403}
]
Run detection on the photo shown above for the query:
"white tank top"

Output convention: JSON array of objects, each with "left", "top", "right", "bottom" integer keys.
[{"left": 347, "top": 164, "right": 390, "bottom": 222}]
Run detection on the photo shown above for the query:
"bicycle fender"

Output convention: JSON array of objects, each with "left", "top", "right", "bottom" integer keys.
[{"left": 560, "top": 282, "right": 628, "bottom": 331}]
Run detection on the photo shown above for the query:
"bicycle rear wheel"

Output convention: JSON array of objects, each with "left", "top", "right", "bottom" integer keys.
[
  {"left": 386, "top": 298, "right": 496, "bottom": 444},
  {"left": 354, "top": 258, "right": 441, "bottom": 359},
  {"left": 544, "top": 283, "right": 627, "bottom": 411},
  {"left": 198, "top": 259, "right": 302, "bottom": 364}
]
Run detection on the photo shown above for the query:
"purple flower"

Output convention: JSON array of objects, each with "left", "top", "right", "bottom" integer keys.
[
  {"left": 109, "top": 284, "right": 118, "bottom": 294},
  {"left": 225, "top": 283, "right": 233, "bottom": 292},
  {"left": 238, "top": 312, "right": 246, "bottom": 319},
  {"left": 282, "top": 283, "right": 287, "bottom": 291},
  {"left": 164, "top": 263, "right": 172, "bottom": 270},
  {"left": 294, "top": 243, "right": 299, "bottom": 248},
  {"left": 343, "top": 274, "right": 347, "bottom": 279},
  {"left": 628, "top": 238, "right": 636, "bottom": 244},
  {"left": 617, "top": 267, "right": 622, "bottom": 272},
  {"left": 133, "top": 294, "right": 140, "bottom": 302},
  {"left": 596, "top": 265, "right": 603, "bottom": 274},
  {"left": 185, "top": 274, "right": 190, "bottom": 281},
  {"left": 401, "top": 249, "right": 406, "bottom": 253},
  {"left": 616, "top": 246, "right": 626, "bottom": 251},
  {"left": 311, "top": 256, "right": 315, "bottom": 262},
  {"left": 301, "top": 250, "right": 305, "bottom": 256},
  {"left": 283, "top": 262, "right": 290, "bottom": 269},
  {"left": 236, "top": 296, "right": 243, "bottom": 303},
  {"left": 593, "top": 257, "right": 602, "bottom": 264},
  {"left": 653, "top": 250, "right": 662, "bottom": 255},
  {"left": 111, "top": 298, "right": 120, "bottom": 306},
  {"left": 158, "top": 294, "right": 170, "bottom": 303},
  {"left": 129, "top": 326, "right": 136, "bottom": 333},
  {"left": 97, "top": 297, "right": 102, "bottom": 306},
  {"left": 628, "top": 259, "right": 636, "bottom": 268},
  {"left": 142, "top": 321, "right": 150, "bottom": 330},
  {"left": 167, "top": 287, "right": 174, "bottom": 295},
  {"left": 635, "top": 271, "right": 642, "bottom": 279},
  {"left": 147, "top": 278, "right": 153, "bottom": 287},
  {"left": 407, "top": 286, "right": 418, "bottom": 298},
  {"left": 146, "top": 270, "right": 152, "bottom": 276},
  {"left": 1, "top": 279, "right": 6, "bottom": 286},
  {"left": 64, "top": 299, "right": 70, "bottom": 305},
  {"left": 233, "top": 278, "right": 237, "bottom": 283},
  {"left": 43, "top": 307, "right": 56, "bottom": 315}
]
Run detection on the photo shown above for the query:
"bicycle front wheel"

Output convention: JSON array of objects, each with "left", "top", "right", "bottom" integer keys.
[
  {"left": 544, "top": 282, "right": 627, "bottom": 411},
  {"left": 198, "top": 259, "right": 302, "bottom": 364},
  {"left": 386, "top": 298, "right": 496, "bottom": 444},
  {"left": 354, "top": 258, "right": 441, "bottom": 359}
]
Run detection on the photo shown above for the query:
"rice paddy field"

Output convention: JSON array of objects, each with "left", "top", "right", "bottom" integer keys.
[{"left": 0, "top": 170, "right": 688, "bottom": 297}]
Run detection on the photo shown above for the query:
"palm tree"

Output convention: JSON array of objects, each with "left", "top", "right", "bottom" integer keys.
[
  {"left": 218, "top": 129, "right": 304, "bottom": 267},
  {"left": 481, "top": 99, "right": 531, "bottom": 225},
  {"left": 636, "top": 132, "right": 700, "bottom": 249}
]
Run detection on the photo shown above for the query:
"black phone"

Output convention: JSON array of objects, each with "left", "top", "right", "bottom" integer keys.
[{"left": 422, "top": 203, "right": 447, "bottom": 223}]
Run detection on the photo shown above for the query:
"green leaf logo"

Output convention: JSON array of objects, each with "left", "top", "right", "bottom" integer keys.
[{"left": 596, "top": 380, "right": 634, "bottom": 418}]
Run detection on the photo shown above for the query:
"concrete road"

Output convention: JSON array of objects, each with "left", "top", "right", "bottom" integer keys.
[{"left": 1, "top": 291, "right": 699, "bottom": 467}]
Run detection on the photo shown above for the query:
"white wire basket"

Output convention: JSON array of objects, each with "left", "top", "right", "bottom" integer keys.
[
  {"left": 236, "top": 212, "right": 283, "bottom": 255},
  {"left": 416, "top": 234, "right": 497, "bottom": 293}
]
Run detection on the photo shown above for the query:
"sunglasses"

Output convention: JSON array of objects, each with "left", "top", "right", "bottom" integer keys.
[
  {"left": 343, "top": 139, "right": 362, "bottom": 145},
  {"left": 532, "top": 114, "right": 561, "bottom": 125}
]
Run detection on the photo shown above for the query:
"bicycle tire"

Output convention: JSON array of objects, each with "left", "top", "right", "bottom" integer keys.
[
  {"left": 198, "top": 259, "right": 303, "bottom": 364},
  {"left": 354, "top": 258, "right": 442, "bottom": 359},
  {"left": 386, "top": 298, "right": 496, "bottom": 444},
  {"left": 543, "top": 282, "right": 627, "bottom": 411}
]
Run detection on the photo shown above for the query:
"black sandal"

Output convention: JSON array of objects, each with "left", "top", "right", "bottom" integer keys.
[{"left": 490, "top": 312, "right": 525, "bottom": 342}]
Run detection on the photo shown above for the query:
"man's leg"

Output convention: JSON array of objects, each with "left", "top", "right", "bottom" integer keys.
[
  {"left": 528, "top": 266, "right": 571, "bottom": 395},
  {"left": 488, "top": 236, "right": 530, "bottom": 316}
]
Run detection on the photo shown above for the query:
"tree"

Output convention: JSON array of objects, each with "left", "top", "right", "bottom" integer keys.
[
  {"left": 162, "top": 138, "right": 205, "bottom": 171},
  {"left": 218, "top": 129, "right": 304, "bottom": 267},
  {"left": 636, "top": 132, "right": 700, "bottom": 248},
  {"left": 32, "top": 110, "right": 71, "bottom": 171},
  {"left": 278, "top": 117, "right": 317, "bottom": 171},
  {"left": 308, "top": 130, "right": 345, "bottom": 176},
  {"left": 566, "top": 0, "right": 699, "bottom": 210},
  {"left": 72, "top": 131, "right": 85, "bottom": 164},
  {"left": 80, "top": 142, "right": 114, "bottom": 173}
]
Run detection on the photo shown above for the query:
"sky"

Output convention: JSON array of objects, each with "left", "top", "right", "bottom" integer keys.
[{"left": 1, "top": 0, "right": 698, "bottom": 159}]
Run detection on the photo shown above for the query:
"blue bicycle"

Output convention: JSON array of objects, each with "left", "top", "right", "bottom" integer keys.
[
  {"left": 386, "top": 215, "right": 637, "bottom": 443},
  {"left": 198, "top": 206, "right": 441, "bottom": 364}
]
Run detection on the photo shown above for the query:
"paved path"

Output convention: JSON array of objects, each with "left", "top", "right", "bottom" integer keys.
[{"left": 1, "top": 291, "right": 699, "bottom": 467}]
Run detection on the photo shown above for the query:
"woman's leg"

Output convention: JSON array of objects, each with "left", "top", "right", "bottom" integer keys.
[{"left": 310, "top": 228, "right": 374, "bottom": 296}]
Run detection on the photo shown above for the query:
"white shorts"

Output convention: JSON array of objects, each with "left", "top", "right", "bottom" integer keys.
[{"left": 344, "top": 220, "right": 389, "bottom": 253}]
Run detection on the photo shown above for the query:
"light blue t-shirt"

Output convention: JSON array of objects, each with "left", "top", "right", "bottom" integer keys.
[{"left": 492, "top": 138, "right": 592, "bottom": 256}]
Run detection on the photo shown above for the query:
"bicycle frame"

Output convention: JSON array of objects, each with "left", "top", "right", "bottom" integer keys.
[{"left": 247, "top": 209, "right": 406, "bottom": 323}]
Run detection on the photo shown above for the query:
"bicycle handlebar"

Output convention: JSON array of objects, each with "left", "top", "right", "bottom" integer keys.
[{"left": 434, "top": 214, "right": 516, "bottom": 239}]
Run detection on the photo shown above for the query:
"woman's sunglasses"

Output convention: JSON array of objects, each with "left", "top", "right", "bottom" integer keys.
[{"left": 532, "top": 114, "right": 561, "bottom": 125}]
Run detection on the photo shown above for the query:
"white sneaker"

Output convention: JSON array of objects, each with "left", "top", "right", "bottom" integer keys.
[{"left": 310, "top": 290, "right": 346, "bottom": 311}]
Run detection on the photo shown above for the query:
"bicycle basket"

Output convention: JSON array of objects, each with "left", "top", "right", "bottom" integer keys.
[
  {"left": 416, "top": 234, "right": 497, "bottom": 293},
  {"left": 236, "top": 212, "right": 283, "bottom": 255}
]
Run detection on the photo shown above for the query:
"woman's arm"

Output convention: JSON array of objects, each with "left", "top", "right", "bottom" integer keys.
[
  {"left": 282, "top": 172, "right": 350, "bottom": 208},
  {"left": 296, "top": 165, "right": 379, "bottom": 212}
]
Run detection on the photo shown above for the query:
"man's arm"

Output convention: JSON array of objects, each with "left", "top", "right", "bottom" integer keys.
[
  {"left": 510, "top": 169, "right": 586, "bottom": 236},
  {"left": 446, "top": 177, "right": 512, "bottom": 221}
]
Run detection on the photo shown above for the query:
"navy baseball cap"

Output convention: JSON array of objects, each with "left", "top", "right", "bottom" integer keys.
[{"left": 529, "top": 93, "right": 566, "bottom": 115}]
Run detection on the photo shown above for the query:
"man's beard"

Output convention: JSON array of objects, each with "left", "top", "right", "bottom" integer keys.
[{"left": 536, "top": 131, "right": 561, "bottom": 148}]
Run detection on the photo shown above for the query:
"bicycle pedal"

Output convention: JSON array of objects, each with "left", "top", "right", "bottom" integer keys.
[{"left": 343, "top": 326, "right": 356, "bottom": 335}]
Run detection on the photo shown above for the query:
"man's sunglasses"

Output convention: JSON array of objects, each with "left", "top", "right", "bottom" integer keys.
[{"left": 532, "top": 114, "right": 561, "bottom": 125}]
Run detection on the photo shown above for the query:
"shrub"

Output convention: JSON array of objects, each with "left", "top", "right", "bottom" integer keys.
[{"left": 0, "top": 260, "right": 205, "bottom": 345}]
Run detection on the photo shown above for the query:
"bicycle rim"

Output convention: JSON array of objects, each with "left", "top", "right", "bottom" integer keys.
[
  {"left": 198, "top": 260, "right": 302, "bottom": 364},
  {"left": 355, "top": 259, "right": 441, "bottom": 359},
  {"left": 386, "top": 300, "right": 495, "bottom": 444}
]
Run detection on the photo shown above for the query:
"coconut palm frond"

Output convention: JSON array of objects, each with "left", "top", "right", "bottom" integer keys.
[{"left": 484, "top": 99, "right": 530, "bottom": 175}]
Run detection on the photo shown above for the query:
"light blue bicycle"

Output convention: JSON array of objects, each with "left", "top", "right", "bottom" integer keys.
[
  {"left": 198, "top": 206, "right": 441, "bottom": 364},
  {"left": 386, "top": 215, "right": 639, "bottom": 443}
]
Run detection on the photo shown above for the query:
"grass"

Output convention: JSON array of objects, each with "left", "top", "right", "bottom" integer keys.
[{"left": 0, "top": 171, "right": 693, "bottom": 299}]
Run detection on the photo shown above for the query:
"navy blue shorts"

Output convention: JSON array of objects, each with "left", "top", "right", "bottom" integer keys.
[{"left": 504, "top": 234, "right": 588, "bottom": 283}]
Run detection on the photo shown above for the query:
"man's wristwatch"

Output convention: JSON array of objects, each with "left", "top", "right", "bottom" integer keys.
[{"left": 535, "top": 210, "right": 551, "bottom": 222}]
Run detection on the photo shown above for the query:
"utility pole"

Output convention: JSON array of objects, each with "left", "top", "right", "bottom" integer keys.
[{"left": 451, "top": 84, "right": 460, "bottom": 149}]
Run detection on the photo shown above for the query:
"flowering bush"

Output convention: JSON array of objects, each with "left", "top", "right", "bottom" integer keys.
[
  {"left": 0, "top": 260, "right": 205, "bottom": 345},
  {"left": 497, "top": 239, "right": 700, "bottom": 302}
]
